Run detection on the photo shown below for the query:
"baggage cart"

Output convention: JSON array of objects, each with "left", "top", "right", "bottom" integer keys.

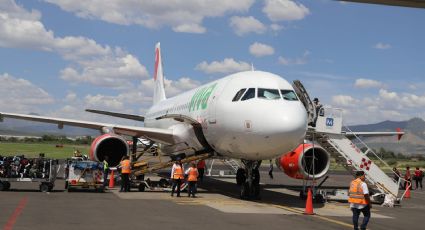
[{"left": 0, "top": 159, "right": 59, "bottom": 192}]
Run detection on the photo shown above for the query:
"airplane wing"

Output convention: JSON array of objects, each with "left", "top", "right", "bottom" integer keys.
[
  {"left": 343, "top": 129, "right": 404, "bottom": 140},
  {"left": 338, "top": 0, "right": 425, "bottom": 8},
  {"left": 85, "top": 109, "right": 145, "bottom": 122},
  {"left": 0, "top": 112, "right": 175, "bottom": 145}
]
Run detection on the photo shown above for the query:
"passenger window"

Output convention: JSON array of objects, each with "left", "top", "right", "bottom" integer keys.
[
  {"left": 280, "top": 90, "right": 299, "bottom": 101},
  {"left": 232, "top": 88, "right": 246, "bottom": 101},
  {"left": 241, "top": 88, "right": 256, "bottom": 101},
  {"left": 258, "top": 88, "right": 281, "bottom": 100}
]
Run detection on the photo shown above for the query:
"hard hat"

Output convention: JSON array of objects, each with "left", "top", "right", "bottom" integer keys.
[{"left": 313, "top": 98, "right": 319, "bottom": 102}]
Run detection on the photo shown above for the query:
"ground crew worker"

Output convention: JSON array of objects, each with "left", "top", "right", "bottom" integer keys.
[
  {"left": 103, "top": 156, "right": 109, "bottom": 187},
  {"left": 119, "top": 156, "right": 131, "bottom": 192},
  {"left": 349, "top": 171, "right": 371, "bottom": 230},
  {"left": 414, "top": 167, "right": 423, "bottom": 190},
  {"left": 171, "top": 158, "right": 184, "bottom": 197},
  {"left": 185, "top": 162, "right": 199, "bottom": 198},
  {"left": 404, "top": 166, "right": 412, "bottom": 190},
  {"left": 197, "top": 159, "right": 205, "bottom": 182}
]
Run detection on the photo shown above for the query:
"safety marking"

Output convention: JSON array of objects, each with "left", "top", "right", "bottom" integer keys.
[
  {"left": 271, "top": 204, "right": 353, "bottom": 229},
  {"left": 3, "top": 197, "right": 28, "bottom": 230},
  {"left": 359, "top": 158, "right": 373, "bottom": 171}
]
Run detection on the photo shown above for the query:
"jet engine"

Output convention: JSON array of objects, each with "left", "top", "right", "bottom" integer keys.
[
  {"left": 89, "top": 134, "right": 129, "bottom": 166},
  {"left": 277, "top": 143, "right": 330, "bottom": 180}
]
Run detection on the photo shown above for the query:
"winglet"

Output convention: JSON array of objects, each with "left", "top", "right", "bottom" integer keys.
[
  {"left": 153, "top": 42, "right": 166, "bottom": 105},
  {"left": 396, "top": 128, "right": 404, "bottom": 141}
]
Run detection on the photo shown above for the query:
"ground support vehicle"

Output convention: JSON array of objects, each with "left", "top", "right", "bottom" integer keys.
[
  {"left": 65, "top": 160, "right": 105, "bottom": 192},
  {"left": 0, "top": 159, "right": 59, "bottom": 192}
]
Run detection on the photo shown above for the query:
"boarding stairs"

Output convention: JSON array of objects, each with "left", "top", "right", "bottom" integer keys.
[
  {"left": 222, "top": 159, "right": 241, "bottom": 173},
  {"left": 308, "top": 108, "right": 406, "bottom": 205}
]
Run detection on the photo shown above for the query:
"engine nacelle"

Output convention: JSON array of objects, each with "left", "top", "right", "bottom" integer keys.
[
  {"left": 89, "top": 134, "right": 129, "bottom": 166},
  {"left": 277, "top": 143, "right": 330, "bottom": 180}
]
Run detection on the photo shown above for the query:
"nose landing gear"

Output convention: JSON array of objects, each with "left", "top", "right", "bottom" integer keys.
[{"left": 237, "top": 160, "right": 262, "bottom": 199}]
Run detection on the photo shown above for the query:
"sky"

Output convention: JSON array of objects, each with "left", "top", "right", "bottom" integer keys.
[{"left": 0, "top": 0, "right": 424, "bottom": 126}]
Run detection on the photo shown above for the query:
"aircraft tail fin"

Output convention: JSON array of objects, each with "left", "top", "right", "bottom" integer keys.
[{"left": 153, "top": 42, "right": 166, "bottom": 105}]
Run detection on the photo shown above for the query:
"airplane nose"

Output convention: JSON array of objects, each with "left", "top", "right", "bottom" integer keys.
[{"left": 260, "top": 103, "right": 307, "bottom": 155}]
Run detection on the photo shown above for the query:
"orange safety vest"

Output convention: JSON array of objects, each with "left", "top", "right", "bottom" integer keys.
[
  {"left": 348, "top": 178, "right": 369, "bottom": 205},
  {"left": 121, "top": 159, "right": 131, "bottom": 174},
  {"left": 188, "top": 167, "right": 199, "bottom": 182},
  {"left": 173, "top": 165, "right": 184, "bottom": 179}
]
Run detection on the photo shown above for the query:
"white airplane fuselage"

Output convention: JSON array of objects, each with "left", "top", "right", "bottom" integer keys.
[{"left": 144, "top": 71, "right": 307, "bottom": 160}]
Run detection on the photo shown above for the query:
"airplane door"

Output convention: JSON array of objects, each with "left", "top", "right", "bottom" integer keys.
[{"left": 207, "top": 82, "right": 226, "bottom": 125}]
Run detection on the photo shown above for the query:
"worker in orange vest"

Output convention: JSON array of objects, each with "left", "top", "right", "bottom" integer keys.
[
  {"left": 185, "top": 162, "right": 199, "bottom": 198},
  {"left": 348, "top": 171, "right": 371, "bottom": 230},
  {"left": 197, "top": 159, "right": 206, "bottom": 182},
  {"left": 119, "top": 156, "right": 131, "bottom": 192},
  {"left": 171, "top": 158, "right": 184, "bottom": 197}
]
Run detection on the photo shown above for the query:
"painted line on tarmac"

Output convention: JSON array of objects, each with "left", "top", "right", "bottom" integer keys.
[
  {"left": 271, "top": 204, "right": 353, "bottom": 229},
  {"left": 3, "top": 197, "right": 28, "bottom": 230}
]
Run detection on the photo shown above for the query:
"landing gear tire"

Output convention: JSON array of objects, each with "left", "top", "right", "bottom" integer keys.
[
  {"left": 236, "top": 168, "right": 246, "bottom": 186},
  {"left": 238, "top": 160, "right": 262, "bottom": 200},
  {"left": 138, "top": 183, "right": 146, "bottom": 192},
  {"left": 0, "top": 182, "right": 5, "bottom": 191},
  {"left": 240, "top": 182, "right": 249, "bottom": 199},
  {"left": 40, "top": 183, "right": 50, "bottom": 192}
]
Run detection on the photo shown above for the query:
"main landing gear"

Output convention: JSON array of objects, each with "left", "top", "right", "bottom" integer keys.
[{"left": 236, "top": 160, "right": 262, "bottom": 200}]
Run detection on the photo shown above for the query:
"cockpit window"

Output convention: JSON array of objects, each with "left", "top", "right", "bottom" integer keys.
[
  {"left": 280, "top": 90, "right": 298, "bottom": 101},
  {"left": 232, "top": 88, "right": 246, "bottom": 101},
  {"left": 241, "top": 88, "right": 256, "bottom": 101},
  {"left": 258, "top": 88, "right": 281, "bottom": 100}
]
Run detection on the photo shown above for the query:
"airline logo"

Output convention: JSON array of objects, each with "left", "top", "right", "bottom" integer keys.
[
  {"left": 189, "top": 83, "right": 217, "bottom": 112},
  {"left": 326, "top": 117, "right": 334, "bottom": 127}
]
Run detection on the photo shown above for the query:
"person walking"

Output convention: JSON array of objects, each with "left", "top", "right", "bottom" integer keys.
[
  {"left": 197, "top": 159, "right": 206, "bottom": 182},
  {"left": 185, "top": 162, "right": 199, "bottom": 198},
  {"left": 349, "top": 171, "right": 371, "bottom": 230},
  {"left": 103, "top": 156, "right": 109, "bottom": 187},
  {"left": 414, "top": 167, "right": 423, "bottom": 190},
  {"left": 404, "top": 166, "right": 412, "bottom": 190},
  {"left": 171, "top": 158, "right": 184, "bottom": 197},
  {"left": 119, "top": 156, "right": 131, "bottom": 192}
]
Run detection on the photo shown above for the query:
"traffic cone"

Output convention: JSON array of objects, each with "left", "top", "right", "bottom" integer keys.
[
  {"left": 108, "top": 170, "right": 115, "bottom": 188},
  {"left": 304, "top": 188, "right": 315, "bottom": 215},
  {"left": 405, "top": 184, "right": 411, "bottom": 199}
]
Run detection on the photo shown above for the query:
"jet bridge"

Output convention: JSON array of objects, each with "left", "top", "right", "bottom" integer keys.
[{"left": 293, "top": 81, "right": 407, "bottom": 206}]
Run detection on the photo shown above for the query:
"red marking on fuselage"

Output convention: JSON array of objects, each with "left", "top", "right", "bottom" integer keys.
[{"left": 154, "top": 48, "right": 159, "bottom": 81}]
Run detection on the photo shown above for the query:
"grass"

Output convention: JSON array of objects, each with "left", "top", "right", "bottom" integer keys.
[{"left": 0, "top": 142, "right": 90, "bottom": 159}]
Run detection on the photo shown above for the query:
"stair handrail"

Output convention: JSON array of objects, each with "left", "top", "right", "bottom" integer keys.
[{"left": 343, "top": 125, "right": 408, "bottom": 193}]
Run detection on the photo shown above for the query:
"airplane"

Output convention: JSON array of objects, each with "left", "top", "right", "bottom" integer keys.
[
  {"left": 0, "top": 43, "right": 308, "bottom": 199},
  {"left": 337, "top": 0, "right": 425, "bottom": 8}
]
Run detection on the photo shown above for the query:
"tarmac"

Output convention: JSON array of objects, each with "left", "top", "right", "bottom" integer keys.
[{"left": 0, "top": 168, "right": 424, "bottom": 230}]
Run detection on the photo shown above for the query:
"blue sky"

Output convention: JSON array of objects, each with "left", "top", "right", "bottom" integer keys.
[{"left": 0, "top": 0, "right": 424, "bottom": 125}]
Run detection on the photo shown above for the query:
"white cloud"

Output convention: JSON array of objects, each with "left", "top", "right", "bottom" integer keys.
[
  {"left": 278, "top": 50, "right": 310, "bottom": 65},
  {"left": 354, "top": 78, "right": 383, "bottom": 89},
  {"left": 44, "top": 0, "right": 254, "bottom": 34},
  {"left": 0, "top": 1, "right": 149, "bottom": 89},
  {"left": 0, "top": 73, "right": 54, "bottom": 112},
  {"left": 262, "top": 0, "right": 310, "bottom": 22},
  {"left": 249, "top": 42, "right": 275, "bottom": 57},
  {"left": 195, "top": 58, "right": 251, "bottom": 74},
  {"left": 332, "top": 95, "right": 359, "bottom": 107},
  {"left": 141, "top": 77, "right": 201, "bottom": 97},
  {"left": 229, "top": 16, "right": 267, "bottom": 36},
  {"left": 270, "top": 23, "right": 284, "bottom": 32},
  {"left": 374, "top": 42, "right": 391, "bottom": 50}
]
